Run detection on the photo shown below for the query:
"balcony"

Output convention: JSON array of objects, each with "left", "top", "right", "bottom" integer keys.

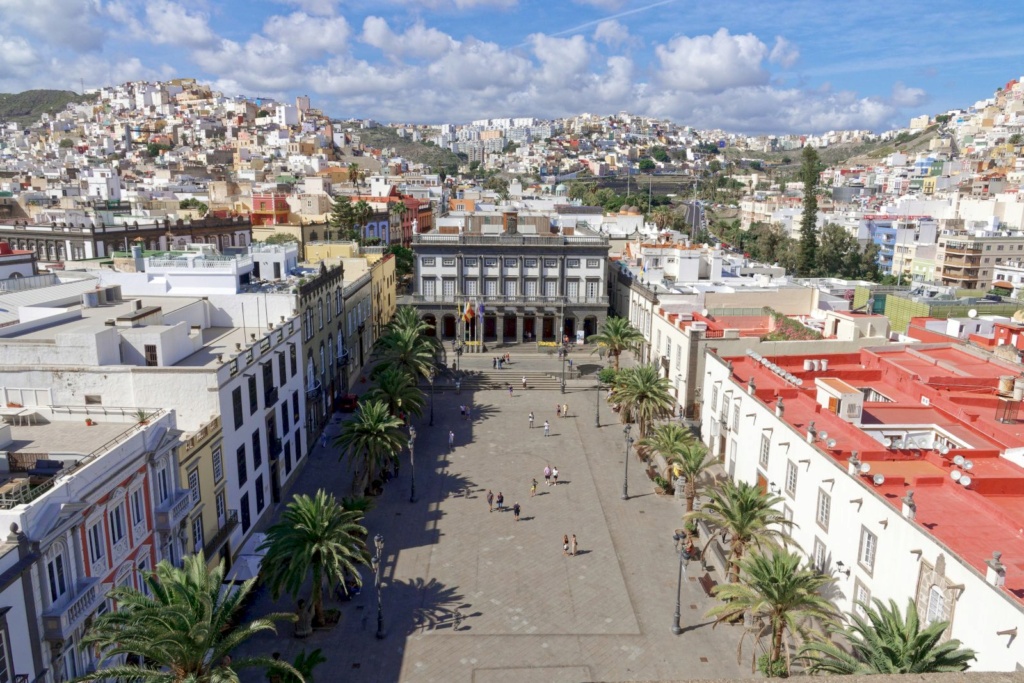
[
  {"left": 155, "top": 489, "right": 192, "bottom": 532},
  {"left": 264, "top": 386, "right": 279, "bottom": 407},
  {"left": 306, "top": 380, "right": 322, "bottom": 400},
  {"left": 401, "top": 293, "right": 609, "bottom": 307},
  {"left": 943, "top": 255, "right": 981, "bottom": 267},
  {"left": 203, "top": 510, "right": 238, "bottom": 558},
  {"left": 337, "top": 348, "right": 350, "bottom": 365},
  {"left": 42, "top": 577, "right": 105, "bottom": 642},
  {"left": 943, "top": 240, "right": 983, "bottom": 255}
]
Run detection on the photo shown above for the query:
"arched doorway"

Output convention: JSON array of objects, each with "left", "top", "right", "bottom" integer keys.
[
  {"left": 563, "top": 316, "right": 577, "bottom": 340},
  {"left": 523, "top": 313, "right": 536, "bottom": 342},
  {"left": 422, "top": 314, "right": 437, "bottom": 337},
  {"left": 541, "top": 314, "right": 556, "bottom": 342},
  {"left": 583, "top": 316, "right": 598, "bottom": 338},
  {"left": 483, "top": 313, "right": 497, "bottom": 342},
  {"left": 441, "top": 314, "right": 456, "bottom": 339},
  {"left": 503, "top": 313, "right": 517, "bottom": 341}
]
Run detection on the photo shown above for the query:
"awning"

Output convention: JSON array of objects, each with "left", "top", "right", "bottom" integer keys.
[{"left": 993, "top": 281, "right": 1014, "bottom": 289}]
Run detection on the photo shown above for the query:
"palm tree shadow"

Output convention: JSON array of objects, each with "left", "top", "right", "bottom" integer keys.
[{"left": 468, "top": 403, "right": 499, "bottom": 423}]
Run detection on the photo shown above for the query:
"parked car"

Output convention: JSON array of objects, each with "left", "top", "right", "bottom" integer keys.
[{"left": 338, "top": 394, "right": 359, "bottom": 412}]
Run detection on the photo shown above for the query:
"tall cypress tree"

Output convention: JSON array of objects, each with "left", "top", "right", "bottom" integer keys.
[{"left": 797, "top": 146, "right": 821, "bottom": 276}]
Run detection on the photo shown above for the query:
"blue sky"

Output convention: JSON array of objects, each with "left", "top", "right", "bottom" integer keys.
[{"left": 0, "top": 0, "right": 1020, "bottom": 133}]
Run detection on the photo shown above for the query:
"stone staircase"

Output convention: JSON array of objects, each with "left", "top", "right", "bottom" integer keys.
[{"left": 456, "top": 369, "right": 564, "bottom": 391}]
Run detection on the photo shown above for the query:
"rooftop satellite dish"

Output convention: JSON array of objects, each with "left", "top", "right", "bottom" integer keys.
[
  {"left": 883, "top": 437, "right": 893, "bottom": 447},
  {"left": 859, "top": 462, "right": 871, "bottom": 474},
  {"left": 951, "top": 469, "right": 962, "bottom": 482},
  {"left": 893, "top": 438, "right": 904, "bottom": 449},
  {"left": 827, "top": 438, "right": 837, "bottom": 448},
  {"left": 968, "top": 308, "right": 978, "bottom": 319},
  {"left": 964, "top": 460, "right": 974, "bottom": 471},
  {"left": 960, "top": 475, "right": 973, "bottom": 487},
  {"left": 701, "top": 309, "right": 709, "bottom": 317},
  {"left": 872, "top": 473, "right": 886, "bottom": 486},
  {"left": 939, "top": 445, "right": 950, "bottom": 455},
  {"left": 819, "top": 431, "right": 829, "bottom": 440},
  {"left": 953, "top": 455, "right": 966, "bottom": 467}
]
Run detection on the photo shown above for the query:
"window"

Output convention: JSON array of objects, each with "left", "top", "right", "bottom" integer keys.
[
  {"left": 88, "top": 522, "right": 105, "bottom": 564},
  {"left": 463, "top": 257, "right": 477, "bottom": 267},
  {"left": 421, "top": 257, "right": 436, "bottom": 266},
  {"left": 544, "top": 280, "right": 557, "bottom": 296},
  {"left": 485, "top": 279, "right": 498, "bottom": 295},
  {"left": 130, "top": 489, "right": 145, "bottom": 526},
  {"left": 782, "top": 505, "right": 793, "bottom": 523},
  {"left": 503, "top": 258, "right": 517, "bottom": 267},
  {"left": 566, "top": 258, "right": 580, "bottom": 268},
  {"left": 442, "top": 279, "right": 456, "bottom": 297},
  {"left": 295, "top": 431, "right": 302, "bottom": 460},
  {"left": 232, "top": 387, "right": 243, "bottom": 429},
  {"left": 524, "top": 258, "right": 538, "bottom": 267},
  {"left": 157, "top": 467, "right": 169, "bottom": 503},
  {"left": 784, "top": 460, "right": 798, "bottom": 497},
  {"left": 252, "top": 431, "right": 262, "bottom": 470},
  {"left": 442, "top": 257, "right": 456, "bottom": 266},
  {"left": 109, "top": 504, "right": 126, "bottom": 545},
  {"left": 816, "top": 489, "right": 831, "bottom": 530},
  {"left": 236, "top": 445, "right": 247, "bottom": 485},
  {"left": 212, "top": 447, "right": 223, "bottom": 483},
  {"left": 0, "top": 625, "right": 11, "bottom": 683},
  {"left": 587, "top": 259, "right": 601, "bottom": 268},
  {"left": 759, "top": 434, "right": 770, "bottom": 468},
  {"left": 255, "top": 474, "right": 265, "bottom": 513},
  {"left": 484, "top": 258, "right": 497, "bottom": 267},
  {"left": 566, "top": 280, "right": 579, "bottom": 299},
  {"left": 281, "top": 403, "right": 289, "bottom": 434},
  {"left": 137, "top": 557, "right": 151, "bottom": 596},
  {"left": 421, "top": 278, "right": 436, "bottom": 298},
  {"left": 543, "top": 258, "right": 557, "bottom": 268},
  {"left": 732, "top": 404, "right": 740, "bottom": 432},
  {"left": 318, "top": 300, "right": 324, "bottom": 330},
  {"left": 524, "top": 279, "right": 537, "bottom": 296},
  {"left": 248, "top": 375, "right": 258, "bottom": 414},
  {"left": 464, "top": 279, "right": 478, "bottom": 295},
  {"left": 853, "top": 580, "right": 871, "bottom": 617},
  {"left": 665, "top": 337, "right": 672, "bottom": 359},
  {"left": 925, "top": 585, "right": 946, "bottom": 625},
  {"left": 240, "top": 493, "right": 251, "bottom": 532},
  {"left": 279, "top": 352, "right": 287, "bottom": 386},
  {"left": 503, "top": 279, "right": 517, "bottom": 296},
  {"left": 292, "top": 391, "right": 300, "bottom": 422},
  {"left": 144, "top": 344, "right": 158, "bottom": 366},
  {"left": 187, "top": 468, "right": 200, "bottom": 504},
  {"left": 858, "top": 526, "right": 877, "bottom": 573},
  {"left": 284, "top": 441, "right": 293, "bottom": 474},
  {"left": 47, "top": 552, "right": 68, "bottom": 602},
  {"left": 85, "top": 395, "right": 102, "bottom": 405},
  {"left": 812, "top": 538, "right": 827, "bottom": 572},
  {"left": 216, "top": 491, "right": 227, "bottom": 524},
  {"left": 711, "top": 385, "right": 719, "bottom": 411},
  {"left": 191, "top": 516, "right": 204, "bottom": 553}
]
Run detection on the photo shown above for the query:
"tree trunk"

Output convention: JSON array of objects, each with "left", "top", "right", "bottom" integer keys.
[
  {"left": 771, "top": 619, "right": 784, "bottom": 665},
  {"left": 613, "top": 350, "right": 620, "bottom": 371},
  {"left": 312, "top": 565, "right": 324, "bottom": 626},
  {"left": 729, "top": 541, "right": 743, "bottom": 583},
  {"left": 685, "top": 480, "right": 696, "bottom": 513}
]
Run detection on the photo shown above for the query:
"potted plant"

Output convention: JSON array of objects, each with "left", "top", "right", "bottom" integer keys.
[
  {"left": 134, "top": 409, "right": 156, "bottom": 425},
  {"left": 85, "top": 418, "right": 94, "bottom": 426}
]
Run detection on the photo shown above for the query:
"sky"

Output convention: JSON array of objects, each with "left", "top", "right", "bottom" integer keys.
[{"left": 0, "top": 0, "right": 1021, "bottom": 134}]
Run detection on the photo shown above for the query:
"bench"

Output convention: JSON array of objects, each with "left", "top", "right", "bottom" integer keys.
[
  {"left": 27, "top": 459, "right": 64, "bottom": 483},
  {"left": 698, "top": 572, "right": 718, "bottom": 598}
]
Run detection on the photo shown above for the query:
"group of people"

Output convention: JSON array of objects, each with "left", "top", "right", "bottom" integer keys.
[
  {"left": 528, "top": 412, "right": 552, "bottom": 436},
  {"left": 554, "top": 403, "right": 569, "bottom": 418},
  {"left": 542, "top": 464, "right": 560, "bottom": 486},
  {"left": 492, "top": 353, "right": 512, "bottom": 369},
  {"left": 486, "top": 489, "right": 521, "bottom": 521}
]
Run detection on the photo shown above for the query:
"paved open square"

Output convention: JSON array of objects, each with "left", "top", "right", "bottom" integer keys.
[{"left": 237, "top": 354, "right": 749, "bottom": 682}]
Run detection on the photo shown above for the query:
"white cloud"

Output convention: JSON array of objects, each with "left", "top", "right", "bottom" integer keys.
[
  {"left": 593, "top": 20, "right": 634, "bottom": 48},
  {"left": 530, "top": 34, "right": 592, "bottom": 88},
  {"left": 386, "top": 0, "right": 517, "bottom": 7},
  {"left": 769, "top": 35, "right": 799, "bottom": 68},
  {"left": 891, "top": 81, "right": 927, "bottom": 107},
  {"left": 145, "top": 0, "right": 218, "bottom": 48},
  {"left": 272, "top": 0, "right": 338, "bottom": 16},
  {"left": 0, "top": 0, "right": 106, "bottom": 52},
  {"left": 361, "top": 17, "right": 454, "bottom": 59},
  {"left": 655, "top": 28, "right": 770, "bottom": 93},
  {"left": 263, "top": 12, "right": 350, "bottom": 57}
]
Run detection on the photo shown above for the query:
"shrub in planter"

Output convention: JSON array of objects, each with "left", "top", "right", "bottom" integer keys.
[
  {"left": 757, "top": 654, "right": 789, "bottom": 678},
  {"left": 653, "top": 475, "right": 673, "bottom": 493}
]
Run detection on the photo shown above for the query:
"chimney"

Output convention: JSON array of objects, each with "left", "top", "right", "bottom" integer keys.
[
  {"left": 747, "top": 376, "right": 756, "bottom": 395},
  {"left": 986, "top": 552, "right": 1007, "bottom": 587},
  {"left": 901, "top": 491, "right": 916, "bottom": 520},
  {"left": 848, "top": 451, "right": 861, "bottom": 476},
  {"left": 775, "top": 396, "right": 784, "bottom": 418},
  {"left": 807, "top": 419, "right": 817, "bottom": 444}
]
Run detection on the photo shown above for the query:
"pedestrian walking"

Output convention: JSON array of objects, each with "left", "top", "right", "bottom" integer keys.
[
  {"left": 556, "top": 404, "right": 561, "bottom": 418},
  {"left": 522, "top": 375, "right": 527, "bottom": 390},
  {"left": 492, "top": 357, "right": 497, "bottom": 369},
  {"left": 562, "top": 403, "right": 568, "bottom": 418},
  {"left": 531, "top": 478, "right": 538, "bottom": 497},
  {"left": 459, "top": 404, "right": 466, "bottom": 419},
  {"left": 543, "top": 420, "right": 550, "bottom": 437},
  {"left": 529, "top": 411, "right": 535, "bottom": 429},
  {"left": 448, "top": 430, "right": 455, "bottom": 452},
  {"left": 568, "top": 359, "right": 573, "bottom": 370},
  {"left": 544, "top": 465, "right": 551, "bottom": 485},
  {"left": 513, "top": 502, "right": 521, "bottom": 521},
  {"left": 508, "top": 384, "right": 514, "bottom": 397},
  {"left": 320, "top": 432, "right": 328, "bottom": 448},
  {"left": 552, "top": 466, "right": 559, "bottom": 485},
  {"left": 498, "top": 358, "right": 504, "bottom": 370},
  {"left": 563, "top": 534, "right": 570, "bottom": 556},
  {"left": 456, "top": 378, "right": 461, "bottom": 394},
  {"left": 571, "top": 534, "right": 578, "bottom": 556},
  {"left": 486, "top": 489, "right": 494, "bottom": 512},
  {"left": 496, "top": 492, "right": 504, "bottom": 511}
]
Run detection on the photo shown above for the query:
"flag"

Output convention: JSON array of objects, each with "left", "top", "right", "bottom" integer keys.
[
  {"left": 477, "top": 302, "right": 485, "bottom": 317},
  {"left": 462, "top": 301, "right": 475, "bottom": 322}
]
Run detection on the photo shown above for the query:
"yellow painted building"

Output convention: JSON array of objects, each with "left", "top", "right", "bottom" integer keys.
[
  {"left": 370, "top": 252, "right": 397, "bottom": 339},
  {"left": 176, "top": 415, "right": 237, "bottom": 571}
]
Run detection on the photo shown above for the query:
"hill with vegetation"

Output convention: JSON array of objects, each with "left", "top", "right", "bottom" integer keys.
[
  {"left": 350, "top": 126, "right": 463, "bottom": 177},
  {"left": 0, "top": 89, "right": 94, "bottom": 127}
]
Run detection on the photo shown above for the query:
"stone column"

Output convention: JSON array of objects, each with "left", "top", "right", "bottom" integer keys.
[{"left": 516, "top": 313, "right": 524, "bottom": 344}]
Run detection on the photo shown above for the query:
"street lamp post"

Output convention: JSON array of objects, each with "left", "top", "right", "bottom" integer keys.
[
  {"left": 622, "top": 424, "right": 633, "bottom": 500},
  {"left": 594, "top": 383, "right": 601, "bottom": 428},
  {"left": 428, "top": 368, "right": 435, "bottom": 427},
  {"left": 373, "top": 533, "right": 385, "bottom": 639},
  {"left": 408, "top": 425, "right": 417, "bottom": 503},
  {"left": 671, "top": 532, "right": 690, "bottom": 635},
  {"left": 561, "top": 345, "right": 567, "bottom": 394}
]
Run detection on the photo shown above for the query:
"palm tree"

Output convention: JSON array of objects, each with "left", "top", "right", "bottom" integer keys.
[
  {"left": 708, "top": 548, "right": 839, "bottom": 675},
  {"left": 334, "top": 399, "right": 407, "bottom": 493},
  {"left": 587, "top": 316, "right": 644, "bottom": 371},
  {"left": 389, "top": 201, "right": 408, "bottom": 242},
  {"left": 347, "top": 162, "right": 360, "bottom": 184},
  {"left": 389, "top": 305, "right": 429, "bottom": 336},
  {"left": 685, "top": 479, "right": 796, "bottom": 583},
  {"left": 373, "top": 326, "right": 438, "bottom": 381},
  {"left": 76, "top": 553, "right": 299, "bottom": 683},
  {"left": 639, "top": 422, "right": 693, "bottom": 460},
  {"left": 363, "top": 365, "right": 425, "bottom": 421},
  {"left": 799, "top": 598, "right": 976, "bottom": 675},
  {"left": 259, "top": 490, "right": 371, "bottom": 627},
  {"left": 610, "top": 364, "right": 673, "bottom": 436},
  {"left": 672, "top": 441, "right": 715, "bottom": 513},
  {"left": 353, "top": 200, "right": 373, "bottom": 244}
]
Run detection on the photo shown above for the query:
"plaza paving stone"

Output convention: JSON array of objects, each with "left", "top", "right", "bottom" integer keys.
[{"left": 236, "top": 352, "right": 750, "bottom": 682}]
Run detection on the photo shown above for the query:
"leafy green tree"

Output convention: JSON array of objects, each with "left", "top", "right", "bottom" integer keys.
[
  {"left": 587, "top": 316, "right": 644, "bottom": 371},
  {"left": 334, "top": 400, "right": 407, "bottom": 493},
  {"left": 76, "top": 554, "right": 298, "bottom": 682},
  {"left": 860, "top": 241, "right": 883, "bottom": 281},
  {"left": 672, "top": 442, "right": 714, "bottom": 513},
  {"left": 1010, "top": 133, "right": 1023, "bottom": 145},
  {"left": 797, "top": 146, "right": 822, "bottom": 275},
  {"left": 389, "top": 305, "right": 427, "bottom": 335},
  {"left": 328, "top": 196, "right": 356, "bottom": 241},
  {"left": 609, "top": 364, "right": 674, "bottom": 437},
  {"left": 385, "top": 244, "right": 414, "bottom": 279},
  {"left": 259, "top": 490, "right": 371, "bottom": 627},
  {"left": 363, "top": 366, "right": 425, "bottom": 420},
  {"left": 685, "top": 480, "right": 796, "bottom": 583},
  {"left": 352, "top": 200, "right": 373, "bottom": 244},
  {"left": 179, "top": 198, "right": 209, "bottom": 216},
  {"left": 816, "top": 223, "right": 859, "bottom": 277},
  {"left": 708, "top": 549, "right": 839, "bottom": 675},
  {"left": 283, "top": 649, "right": 327, "bottom": 683},
  {"left": 58, "top": 138, "right": 74, "bottom": 148},
  {"left": 638, "top": 158, "right": 655, "bottom": 171},
  {"left": 799, "top": 598, "right": 976, "bottom": 675},
  {"left": 389, "top": 201, "right": 408, "bottom": 240},
  {"left": 373, "top": 326, "right": 439, "bottom": 381},
  {"left": 639, "top": 423, "right": 693, "bottom": 462},
  {"left": 650, "top": 146, "right": 669, "bottom": 162},
  {"left": 262, "top": 233, "right": 299, "bottom": 245}
]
